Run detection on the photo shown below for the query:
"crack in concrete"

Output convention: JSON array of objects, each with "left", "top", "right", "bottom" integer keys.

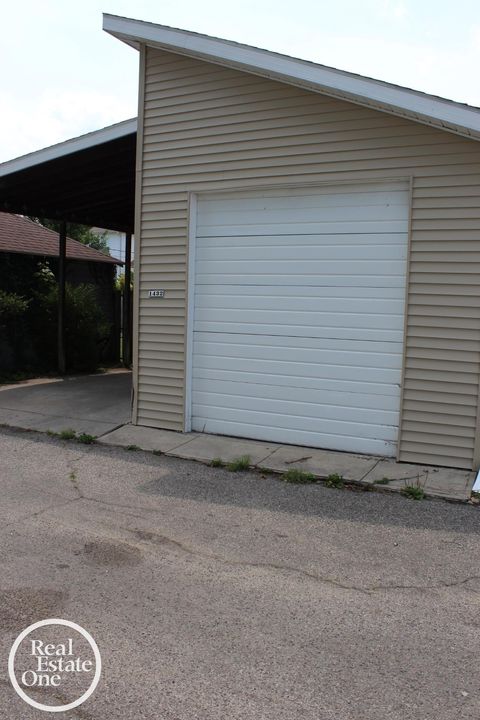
[
  {"left": 358, "top": 457, "right": 381, "bottom": 482},
  {"left": 7, "top": 461, "right": 478, "bottom": 596},
  {"left": 126, "top": 527, "right": 480, "bottom": 595}
]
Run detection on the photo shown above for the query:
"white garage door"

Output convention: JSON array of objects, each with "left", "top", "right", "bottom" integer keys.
[{"left": 191, "top": 182, "right": 409, "bottom": 456}]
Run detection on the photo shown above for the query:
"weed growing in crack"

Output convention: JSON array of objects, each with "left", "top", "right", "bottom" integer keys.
[
  {"left": 210, "top": 457, "right": 225, "bottom": 468},
  {"left": 402, "top": 484, "right": 426, "bottom": 500},
  {"left": 77, "top": 433, "right": 96, "bottom": 445},
  {"left": 324, "top": 473, "right": 344, "bottom": 488},
  {"left": 125, "top": 445, "right": 141, "bottom": 451},
  {"left": 226, "top": 456, "right": 250, "bottom": 472},
  {"left": 283, "top": 468, "right": 316, "bottom": 484},
  {"left": 58, "top": 429, "right": 77, "bottom": 440}
]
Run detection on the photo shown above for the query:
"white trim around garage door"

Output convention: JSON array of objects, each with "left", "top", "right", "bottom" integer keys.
[{"left": 185, "top": 192, "right": 197, "bottom": 433}]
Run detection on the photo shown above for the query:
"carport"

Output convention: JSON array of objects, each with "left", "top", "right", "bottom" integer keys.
[{"left": 0, "top": 118, "right": 137, "bottom": 371}]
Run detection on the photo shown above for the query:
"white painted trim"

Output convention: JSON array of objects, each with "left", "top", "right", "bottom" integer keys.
[
  {"left": 184, "top": 192, "right": 197, "bottom": 432},
  {"left": 103, "top": 15, "right": 480, "bottom": 141},
  {"left": 0, "top": 118, "right": 137, "bottom": 177}
]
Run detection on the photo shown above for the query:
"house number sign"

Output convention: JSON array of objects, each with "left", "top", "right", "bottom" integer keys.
[{"left": 148, "top": 289, "right": 165, "bottom": 298}]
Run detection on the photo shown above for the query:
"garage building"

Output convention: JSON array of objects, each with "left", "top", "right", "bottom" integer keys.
[{"left": 102, "top": 15, "right": 480, "bottom": 470}]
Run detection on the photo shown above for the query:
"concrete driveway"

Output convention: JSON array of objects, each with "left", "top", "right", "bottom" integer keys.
[
  {"left": 1, "top": 426, "right": 479, "bottom": 719},
  {"left": 0, "top": 370, "right": 131, "bottom": 437}
]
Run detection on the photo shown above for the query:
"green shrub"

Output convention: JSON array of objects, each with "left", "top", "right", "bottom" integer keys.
[
  {"left": 0, "top": 290, "right": 29, "bottom": 322},
  {"left": 0, "top": 290, "right": 31, "bottom": 373},
  {"left": 38, "top": 282, "right": 110, "bottom": 372}
]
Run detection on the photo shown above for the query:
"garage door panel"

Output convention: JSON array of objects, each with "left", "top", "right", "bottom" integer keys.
[
  {"left": 197, "top": 321, "right": 405, "bottom": 344},
  {"left": 196, "top": 273, "right": 407, "bottom": 287},
  {"left": 195, "top": 286, "right": 405, "bottom": 300},
  {"left": 192, "top": 183, "right": 408, "bottom": 455},
  {"left": 191, "top": 405, "right": 398, "bottom": 443},
  {"left": 194, "top": 306, "right": 404, "bottom": 327},
  {"left": 197, "top": 220, "right": 407, "bottom": 237},
  {"left": 193, "top": 337, "right": 401, "bottom": 370},
  {"left": 193, "top": 320, "right": 404, "bottom": 343},
  {"left": 196, "top": 241, "right": 407, "bottom": 262},
  {"left": 194, "top": 367, "right": 400, "bottom": 397},
  {"left": 194, "top": 331, "right": 403, "bottom": 362},
  {"left": 194, "top": 295, "right": 404, "bottom": 315},
  {"left": 197, "top": 204, "right": 407, "bottom": 229},
  {"left": 198, "top": 187, "right": 408, "bottom": 216},
  {"left": 192, "top": 390, "right": 398, "bottom": 426},
  {"left": 191, "top": 419, "right": 396, "bottom": 456},
  {"left": 193, "top": 353, "right": 400, "bottom": 384},
  {"left": 198, "top": 232, "right": 407, "bottom": 248},
  {"left": 196, "top": 257, "right": 405, "bottom": 273},
  {"left": 193, "top": 377, "right": 400, "bottom": 411}
]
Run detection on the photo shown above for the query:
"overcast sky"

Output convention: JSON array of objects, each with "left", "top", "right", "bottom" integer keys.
[{"left": 1, "top": 0, "right": 479, "bottom": 162}]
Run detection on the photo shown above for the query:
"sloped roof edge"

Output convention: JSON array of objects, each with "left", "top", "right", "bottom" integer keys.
[
  {"left": 103, "top": 14, "right": 480, "bottom": 142},
  {"left": 0, "top": 118, "right": 137, "bottom": 177}
]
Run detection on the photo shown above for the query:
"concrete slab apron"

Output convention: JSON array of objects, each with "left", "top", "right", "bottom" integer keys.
[
  {"left": 165, "top": 434, "right": 278, "bottom": 465},
  {"left": 362, "top": 459, "right": 476, "bottom": 501},
  {"left": 98, "top": 424, "right": 199, "bottom": 454},
  {"left": 261, "top": 445, "right": 379, "bottom": 481},
  {"left": 97, "top": 424, "right": 475, "bottom": 501}
]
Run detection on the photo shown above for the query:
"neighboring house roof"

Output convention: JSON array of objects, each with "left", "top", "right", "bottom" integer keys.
[
  {"left": 0, "top": 213, "right": 122, "bottom": 264},
  {"left": 103, "top": 14, "right": 480, "bottom": 142}
]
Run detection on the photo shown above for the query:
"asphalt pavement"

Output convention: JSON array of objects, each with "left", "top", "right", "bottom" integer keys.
[{"left": 1, "top": 426, "right": 479, "bottom": 719}]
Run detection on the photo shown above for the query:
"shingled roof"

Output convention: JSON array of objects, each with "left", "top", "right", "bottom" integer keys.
[{"left": 0, "top": 212, "right": 122, "bottom": 264}]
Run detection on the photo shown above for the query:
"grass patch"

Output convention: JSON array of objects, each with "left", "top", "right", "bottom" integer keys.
[
  {"left": 125, "top": 445, "right": 141, "bottom": 451},
  {"left": 58, "top": 429, "right": 77, "bottom": 440},
  {"left": 76, "top": 433, "right": 96, "bottom": 445},
  {"left": 210, "top": 457, "right": 225, "bottom": 468},
  {"left": 324, "top": 473, "right": 344, "bottom": 488},
  {"left": 374, "top": 477, "right": 391, "bottom": 485},
  {"left": 46, "top": 429, "right": 96, "bottom": 444},
  {"left": 226, "top": 455, "right": 250, "bottom": 472},
  {"left": 152, "top": 449, "right": 163, "bottom": 456},
  {"left": 402, "top": 484, "right": 426, "bottom": 500},
  {"left": 282, "top": 468, "right": 316, "bottom": 484}
]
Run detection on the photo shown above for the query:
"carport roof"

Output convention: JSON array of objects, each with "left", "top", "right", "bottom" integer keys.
[{"left": 0, "top": 118, "right": 137, "bottom": 233}]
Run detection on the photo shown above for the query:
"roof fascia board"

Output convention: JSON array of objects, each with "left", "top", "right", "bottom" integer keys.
[
  {"left": 0, "top": 118, "right": 137, "bottom": 178},
  {"left": 103, "top": 14, "right": 480, "bottom": 141}
]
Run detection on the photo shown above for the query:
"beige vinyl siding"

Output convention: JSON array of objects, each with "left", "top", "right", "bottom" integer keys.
[{"left": 137, "top": 45, "right": 480, "bottom": 468}]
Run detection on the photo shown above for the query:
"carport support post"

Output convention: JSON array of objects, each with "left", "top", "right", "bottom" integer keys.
[
  {"left": 123, "top": 232, "right": 132, "bottom": 367},
  {"left": 58, "top": 221, "right": 67, "bottom": 374}
]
